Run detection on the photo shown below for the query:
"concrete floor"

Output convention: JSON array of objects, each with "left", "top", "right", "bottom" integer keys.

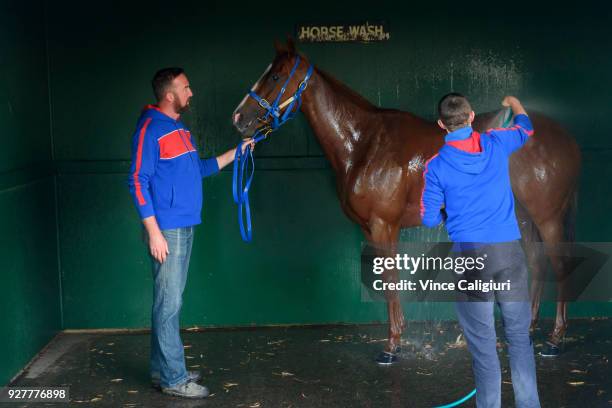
[{"left": 6, "top": 319, "right": 611, "bottom": 407}]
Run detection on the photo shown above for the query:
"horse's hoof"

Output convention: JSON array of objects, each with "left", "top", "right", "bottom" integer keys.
[
  {"left": 375, "top": 348, "right": 400, "bottom": 366},
  {"left": 539, "top": 341, "right": 561, "bottom": 357}
]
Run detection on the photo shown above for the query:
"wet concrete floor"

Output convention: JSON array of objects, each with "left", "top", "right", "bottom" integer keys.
[{"left": 6, "top": 318, "right": 611, "bottom": 407}]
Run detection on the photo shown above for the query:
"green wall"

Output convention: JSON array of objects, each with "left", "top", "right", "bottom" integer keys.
[
  {"left": 0, "top": 1, "right": 61, "bottom": 385},
  {"left": 46, "top": 1, "right": 612, "bottom": 330}
]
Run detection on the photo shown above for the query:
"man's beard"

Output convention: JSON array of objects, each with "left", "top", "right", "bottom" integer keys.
[{"left": 173, "top": 96, "right": 191, "bottom": 114}]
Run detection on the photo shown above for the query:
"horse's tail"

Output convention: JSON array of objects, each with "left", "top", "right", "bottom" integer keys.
[
  {"left": 515, "top": 200, "right": 542, "bottom": 244},
  {"left": 564, "top": 189, "right": 578, "bottom": 242}
]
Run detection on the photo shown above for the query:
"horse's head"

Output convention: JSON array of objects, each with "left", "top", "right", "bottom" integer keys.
[{"left": 232, "top": 39, "right": 313, "bottom": 137}]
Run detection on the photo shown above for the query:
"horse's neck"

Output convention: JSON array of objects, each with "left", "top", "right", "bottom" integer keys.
[{"left": 300, "top": 69, "right": 375, "bottom": 174}]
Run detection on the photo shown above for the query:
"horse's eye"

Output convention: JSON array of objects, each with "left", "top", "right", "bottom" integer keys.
[{"left": 272, "top": 74, "right": 279, "bottom": 81}]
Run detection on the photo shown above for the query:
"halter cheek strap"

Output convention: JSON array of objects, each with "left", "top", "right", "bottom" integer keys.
[
  {"left": 247, "top": 56, "right": 314, "bottom": 134},
  {"left": 232, "top": 58, "right": 314, "bottom": 242}
]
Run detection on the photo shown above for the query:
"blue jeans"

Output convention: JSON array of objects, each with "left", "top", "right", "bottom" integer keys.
[
  {"left": 454, "top": 242, "right": 540, "bottom": 408},
  {"left": 149, "top": 227, "right": 193, "bottom": 388}
]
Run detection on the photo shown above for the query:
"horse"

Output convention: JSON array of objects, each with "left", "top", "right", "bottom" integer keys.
[{"left": 231, "top": 39, "right": 581, "bottom": 362}]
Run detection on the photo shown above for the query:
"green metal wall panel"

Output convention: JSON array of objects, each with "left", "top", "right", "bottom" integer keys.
[
  {"left": 0, "top": 1, "right": 60, "bottom": 385},
  {"left": 0, "top": 180, "right": 60, "bottom": 385},
  {"left": 58, "top": 166, "right": 471, "bottom": 328},
  {"left": 56, "top": 164, "right": 612, "bottom": 329},
  {"left": 47, "top": 1, "right": 612, "bottom": 160},
  {"left": 58, "top": 170, "right": 392, "bottom": 328},
  {"left": 0, "top": 2, "right": 52, "bottom": 173}
]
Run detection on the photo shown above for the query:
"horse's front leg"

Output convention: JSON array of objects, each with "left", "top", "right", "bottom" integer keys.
[
  {"left": 385, "top": 269, "right": 406, "bottom": 353},
  {"left": 366, "top": 216, "right": 403, "bottom": 365}
]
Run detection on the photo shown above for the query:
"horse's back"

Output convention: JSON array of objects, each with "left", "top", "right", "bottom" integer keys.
[
  {"left": 351, "top": 107, "right": 580, "bottom": 231},
  {"left": 476, "top": 110, "right": 581, "bottom": 227}
]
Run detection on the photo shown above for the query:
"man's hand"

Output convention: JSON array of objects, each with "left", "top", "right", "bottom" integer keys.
[
  {"left": 501, "top": 95, "right": 518, "bottom": 107},
  {"left": 148, "top": 230, "right": 169, "bottom": 263},
  {"left": 240, "top": 137, "right": 256, "bottom": 154},
  {"left": 143, "top": 216, "right": 169, "bottom": 263},
  {"left": 501, "top": 96, "right": 527, "bottom": 116},
  {"left": 217, "top": 138, "right": 257, "bottom": 170}
]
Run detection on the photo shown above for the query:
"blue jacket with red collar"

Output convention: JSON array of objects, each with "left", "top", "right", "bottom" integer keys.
[
  {"left": 127, "top": 105, "right": 219, "bottom": 230},
  {"left": 420, "top": 114, "right": 534, "bottom": 242}
]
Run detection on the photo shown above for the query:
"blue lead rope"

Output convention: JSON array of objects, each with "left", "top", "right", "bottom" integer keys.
[
  {"left": 232, "top": 131, "right": 268, "bottom": 242},
  {"left": 232, "top": 142, "right": 254, "bottom": 242}
]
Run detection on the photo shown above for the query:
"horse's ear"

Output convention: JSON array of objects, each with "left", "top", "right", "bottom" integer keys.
[
  {"left": 274, "top": 39, "right": 286, "bottom": 55},
  {"left": 286, "top": 36, "right": 296, "bottom": 54}
]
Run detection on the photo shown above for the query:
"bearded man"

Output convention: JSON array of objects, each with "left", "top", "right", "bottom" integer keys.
[{"left": 127, "top": 67, "right": 253, "bottom": 399}]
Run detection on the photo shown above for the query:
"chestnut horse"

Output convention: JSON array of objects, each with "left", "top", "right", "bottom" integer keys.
[{"left": 232, "top": 40, "right": 581, "bottom": 360}]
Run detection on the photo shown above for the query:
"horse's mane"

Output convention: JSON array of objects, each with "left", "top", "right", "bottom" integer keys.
[{"left": 315, "top": 68, "right": 380, "bottom": 112}]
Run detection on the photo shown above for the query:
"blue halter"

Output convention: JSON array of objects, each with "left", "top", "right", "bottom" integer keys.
[
  {"left": 247, "top": 55, "right": 314, "bottom": 133},
  {"left": 233, "top": 57, "right": 314, "bottom": 242}
]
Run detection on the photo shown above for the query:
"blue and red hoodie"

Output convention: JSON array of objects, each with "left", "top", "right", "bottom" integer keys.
[
  {"left": 420, "top": 114, "right": 534, "bottom": 242},
  {"left": 127, "top": 105, "right": 219, "bottom": 230}
]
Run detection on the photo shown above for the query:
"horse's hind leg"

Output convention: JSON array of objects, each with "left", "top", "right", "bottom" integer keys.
[
  {"left": 515, "top": 204, "right": 547, "bottom": 331},
  {"left": 536, "top": 218, "right": 571, "bottom": 353},
  {"left": 526, "top": 243, "right": 548, "bottom": 331},
  {"left": 365, "top": 216, "right": 404, "bottom": 364}
]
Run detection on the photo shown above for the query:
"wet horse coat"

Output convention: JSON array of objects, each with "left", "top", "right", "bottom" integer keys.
[{"left": 233, "top": 42, "right": 581, "bottom": 357}]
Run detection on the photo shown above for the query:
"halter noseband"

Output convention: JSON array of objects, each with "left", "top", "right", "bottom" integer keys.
[{"left": 247, "top": 55, "right": 314, "bottom": 140}]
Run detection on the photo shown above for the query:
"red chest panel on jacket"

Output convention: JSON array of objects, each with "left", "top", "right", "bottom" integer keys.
[{"left": 158, "top": 129, "right": 196, "bottom": 159}]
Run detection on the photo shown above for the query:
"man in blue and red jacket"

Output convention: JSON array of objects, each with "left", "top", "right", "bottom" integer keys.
[
  {"left": 127, "top": 67, "right": 253, "bottom": 399},
  {"left": 420, "top": 93, "right": 540, "bottom": 408}
]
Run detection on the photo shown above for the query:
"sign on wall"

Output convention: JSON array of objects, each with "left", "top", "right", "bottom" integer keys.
[{"left": 296, "top": 21, "right": 390, "bottom": 43}]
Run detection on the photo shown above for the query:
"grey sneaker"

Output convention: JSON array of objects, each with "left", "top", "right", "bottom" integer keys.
[
  {"left": 152, "top": 370, "right": 202, "bottom": 388},
  {"left": 162, "top": 381, "right": 209, "bottom": 399}
]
